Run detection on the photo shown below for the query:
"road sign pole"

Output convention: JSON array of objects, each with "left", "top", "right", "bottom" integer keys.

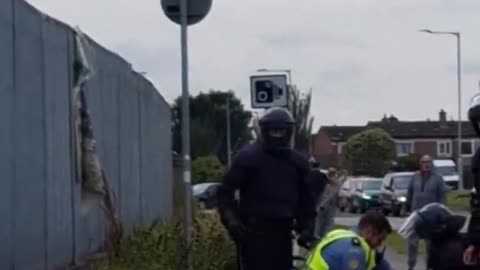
[{"left": 180, "top": 0, "right": 192, "bottom": 269}]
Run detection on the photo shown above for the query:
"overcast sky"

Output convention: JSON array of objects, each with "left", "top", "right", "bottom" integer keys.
[{"left": 29, "top": 0, "right": 480, "bottom": 130}]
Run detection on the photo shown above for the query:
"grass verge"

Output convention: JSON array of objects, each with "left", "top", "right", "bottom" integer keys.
[{"left": 447, "top": 190, "right": 470, "bottom": 211}]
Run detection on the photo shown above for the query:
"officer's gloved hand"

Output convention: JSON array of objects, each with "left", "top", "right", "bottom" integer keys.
[
  {"left": 222, "top": 210, "right": 246, "bottom": 243},
  {"left": 297, "top": 230, "right": 315, "bottom": 249}
]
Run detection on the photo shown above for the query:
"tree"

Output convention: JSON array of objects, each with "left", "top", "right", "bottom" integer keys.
[
  {"left": 343, "top": 128, "right": 395, "bottom": 177},
  {"left": 172, "top": 90, "right": 252, "bottom": 161},
  {"left": 191, "top": 155, "right": 225, "bottom": 184},
  {"left": 394, "top": 153, "right": 421, "bottom": 171},
  {"left": 291, "top": 86, "right": 314, "bottom": 153}
]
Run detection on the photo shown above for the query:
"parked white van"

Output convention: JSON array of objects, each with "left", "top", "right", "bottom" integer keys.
[{"left": 433, "top": 159, "right": 460, "bottom": 190}]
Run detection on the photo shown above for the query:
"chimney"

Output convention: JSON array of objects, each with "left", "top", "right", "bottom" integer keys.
[{"left": 439, "top": 109, "right": 447, "bottom": 122}]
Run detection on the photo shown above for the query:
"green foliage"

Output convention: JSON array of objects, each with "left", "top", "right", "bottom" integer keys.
[
  {"left": 394, "top": 153, "right": 421, "bottom": 171},
  {"left": 172, "top": 90, "right": 252, "bottom": 160},
  {"left": 291, "top": 86, "right": 314, "bottom": 153},
  {"left": 94, "top": 212, "right": 236, "bottom": 270},
  {"left": 343, "top": 128, "right": 395, "bottom": 177},
  {"left": 191, "top": 155, "right": 225, "bottom": 184}
]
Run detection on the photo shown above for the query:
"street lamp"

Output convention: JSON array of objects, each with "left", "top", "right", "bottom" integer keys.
[
  {"left": 257, "top": 68, "right": 292, "bottom": 86},
  {"left": 419, "top": 29, "right": 463, "bottom": 190}
]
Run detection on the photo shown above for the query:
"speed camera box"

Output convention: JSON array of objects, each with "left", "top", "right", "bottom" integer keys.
[{"left": 250, "top": 75, "right": 289, "bottom": 109}]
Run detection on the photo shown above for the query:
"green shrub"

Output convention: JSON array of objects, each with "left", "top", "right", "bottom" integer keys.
[
  {"left": 94, "top": 212, "right": 236, "bottom": 270},
  {"left": 394, "top": 153, "right": 421, "bottom": 171},
  {"left": 192, "top": 155, "right": 225, "bottom": 184}
]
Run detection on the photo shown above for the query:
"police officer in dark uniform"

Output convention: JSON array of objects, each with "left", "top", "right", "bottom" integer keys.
[
  {"left": 464, "top": 93, "right": 480, "bottom": 266},
  {"left": 216, "top": 107, "right": 316, "bottom": 270}
]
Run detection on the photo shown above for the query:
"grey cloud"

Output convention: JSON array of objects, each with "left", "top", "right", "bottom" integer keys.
[
  {"left": 447, "top": 61, "right": 480, "bottom": 75},
  {"left": 462, "top": 61, "right": 480, "bottom": 75},
  {"left": 27, "top": 0, "right": 480, "bottom": 126},
  {"left": 262, "top": 32, "right": 366, "bottom": 49},
  {"left": 112, "top": 42, "right": 181, "bottom": 100}
]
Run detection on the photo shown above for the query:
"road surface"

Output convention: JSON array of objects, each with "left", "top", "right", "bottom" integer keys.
[{"left": 335, "top": 210, "right": 470, "bottom": 232}]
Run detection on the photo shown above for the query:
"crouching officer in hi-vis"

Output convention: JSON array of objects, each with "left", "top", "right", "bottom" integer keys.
[{"left": 302, "top": 211, "right": 393, "bottom": 270}]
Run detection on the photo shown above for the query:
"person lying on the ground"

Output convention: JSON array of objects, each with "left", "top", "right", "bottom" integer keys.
[{"left": 302, "top": 211, "right": 393, "bottom": 270}]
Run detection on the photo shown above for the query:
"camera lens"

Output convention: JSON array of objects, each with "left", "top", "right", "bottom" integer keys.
[{"left": 255, "top": 80, "right": 274, "bottom": 103}]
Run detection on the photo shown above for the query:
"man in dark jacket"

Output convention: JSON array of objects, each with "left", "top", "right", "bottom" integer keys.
[
  {"left": 309, "top": 160, "right": 328, "bottom": 206},
  {"left": 216, "top": 107, "right": 316, "bottom": 270}
]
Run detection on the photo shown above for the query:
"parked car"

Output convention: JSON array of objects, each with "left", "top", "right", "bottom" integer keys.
[
  {"left": 192, "top": 182, "right": 221, "bottom": 209},
  {"left": 433, "top": 159, "right": 460, "bottom": 190},
  {"left": 338, "top": 177, "right": 383, "bottom": 213},
  {"left": 338, "top": 177, "right": 357, "bottom": 212},
  {"left": 380, "top": 171, "right": 414, "bottom": 216}
]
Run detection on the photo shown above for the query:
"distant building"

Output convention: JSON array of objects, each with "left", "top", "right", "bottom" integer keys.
[{"left": 311, "top": 110, "right": 479, "bottom": 186}]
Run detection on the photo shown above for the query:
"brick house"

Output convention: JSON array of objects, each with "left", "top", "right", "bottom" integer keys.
[{"left": 311, "top": 110, "right": 480, "bottom": 186}]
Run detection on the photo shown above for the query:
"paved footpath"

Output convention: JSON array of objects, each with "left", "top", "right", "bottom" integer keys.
[{"left": 384, "top": 248, "right": 425, "bottom": 270}]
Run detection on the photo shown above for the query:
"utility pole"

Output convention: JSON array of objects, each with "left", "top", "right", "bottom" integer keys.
[
  {"left": 179, "top": 0, "right": 193, "bottom": 268},
  {"left": 419, "top": 29, "right": 463, "bottom": 190},
  {"left": 226, "top": 95, "right": 232, "bottom": 167},
  {"left": 161, "top": 1, "right": 212, "bottom": 269}
]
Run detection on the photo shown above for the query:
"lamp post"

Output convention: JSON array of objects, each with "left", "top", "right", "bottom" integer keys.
[{"left": 419, "top": 29, "right": 463, "bottom": 190}]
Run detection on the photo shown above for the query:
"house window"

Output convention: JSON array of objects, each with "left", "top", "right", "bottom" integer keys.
[
  {"left": 338, "top": 142, "right": 345, "bottom": 154},
  {"left": 395, "top": 142, "right": 414, "bottom": 156},
  {"left": 437, "top": 141, "right": 452, "bottom": 157},
  {"left": 461, "top": 140, "right": 474, "bottom": 156}
]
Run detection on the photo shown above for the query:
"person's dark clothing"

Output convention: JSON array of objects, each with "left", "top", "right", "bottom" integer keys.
[
  {"left": 309, "top": 169, "right": 328, "bottom": 204},
  {"left": 216, "top": 142, "right": 316, "bottom": 270},
  {"left": 427, "top": 233, "right": 480, "bottom": 270},
  {"left": 236, "top": 219, "right": 293, "bottom": 270}
]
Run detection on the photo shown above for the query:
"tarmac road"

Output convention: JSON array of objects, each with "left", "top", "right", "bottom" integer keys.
[{"left": 335, "top": 210, "right": 470, "bottom": 232}]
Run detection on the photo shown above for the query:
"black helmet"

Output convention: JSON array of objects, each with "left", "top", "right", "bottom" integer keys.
[
  {"left": 258, "top": 107, "right": 295, "bottom": 150},
  {"left": 468, "top": 93, "right": 480, "bottom": 137},
  {"left": 399, "top": 203, "right": 466, "bottom": 240}
]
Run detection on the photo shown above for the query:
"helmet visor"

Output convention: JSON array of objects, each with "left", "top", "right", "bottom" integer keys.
[{"left": 268, "top": 128, "right": 288, "bottom": 138}]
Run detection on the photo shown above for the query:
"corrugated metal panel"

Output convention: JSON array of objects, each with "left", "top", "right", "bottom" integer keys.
[
  {"left": 0, "top": 1, "right": 173, "bottom": 268},
  {"left": 14, "top": 1, "right": 47, "bottom": 269},
  {"left": 0, "top": 0, "right": 14, "bottom": 269},
  {"left": 159, "top": 98, "right": 173, "bottom": 219},
  {"left": 118, "top": 71, "right": 141, "bottom": 232},
  {"left": 42, "top": 15, "right": 74, "bottom": 269}
]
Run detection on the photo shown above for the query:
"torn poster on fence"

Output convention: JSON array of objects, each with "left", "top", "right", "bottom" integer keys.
[{"left": 73, "top": 27, "right": 105, "bottom": 215}]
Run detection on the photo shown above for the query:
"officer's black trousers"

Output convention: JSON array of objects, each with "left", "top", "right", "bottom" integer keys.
[{"left": 237, "top": 230, "right": 293, "bottom": 270}]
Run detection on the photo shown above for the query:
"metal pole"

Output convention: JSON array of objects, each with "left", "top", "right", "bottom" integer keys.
[
  {"left": 456, "top": 33, "right": 464, "bottom": 190},
  {"left": 226, "top": 95, "right": 232, "bottom": 167},
  {"left": 180, "top": 0, "right": 192, "bottom": 268}
]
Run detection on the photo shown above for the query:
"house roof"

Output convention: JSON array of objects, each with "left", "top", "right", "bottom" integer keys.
[
  {"left": 319, "top": 120, "right": 477, "bottom": 142},
  {"left": 319, "top": 126, "right": 367, "bottom": 142},
  {"left": 367, "top": 120, "right": 476, "bottom": 139}
]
